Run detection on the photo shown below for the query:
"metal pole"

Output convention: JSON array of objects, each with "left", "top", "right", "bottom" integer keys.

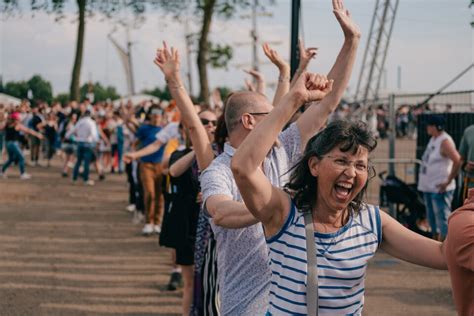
[
  {"left": 127, "top": 28, "right": 135, "bottom": 95},
  {"left": 251, "top": 0, "right": 259, "bottom": 74},
  {"left": 185, "top": 21, "right": 194, "bottom": 97},
  {"left": 388, "top": 93, "right": 396, "bottom": 176},
  {"left": 290, "top": 0, "right": 301, "bottom": 78}
]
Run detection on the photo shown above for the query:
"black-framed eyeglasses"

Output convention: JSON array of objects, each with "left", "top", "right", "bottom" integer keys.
[
  {"left": 248, "top": 112, "right": 270, "bottom": 116},
  {"left": 201, "top": 118, "right": 217, "bottom": 126}
]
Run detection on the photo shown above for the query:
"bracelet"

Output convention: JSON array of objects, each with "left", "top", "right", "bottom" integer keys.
[
  {"left": 278, "top": 75, "right": 290, "bottom": 83},
  {"left": 166, "top": 79, "right": 184, "bottom": 90},
  {"left": 169, "top": 84, "right": 184, "bottom": 90}
]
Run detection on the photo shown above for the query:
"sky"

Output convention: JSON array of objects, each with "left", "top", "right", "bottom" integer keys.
[{"left": 0, "top": 0, "right": 473, "bottom": 100}]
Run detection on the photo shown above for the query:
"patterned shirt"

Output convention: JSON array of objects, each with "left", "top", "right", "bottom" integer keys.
[
  {"left": 266, "top": 203, "right": 382, "bottom": 315},
  {"left": 200, "top": 123, "right": 301, "bottom": 315}
]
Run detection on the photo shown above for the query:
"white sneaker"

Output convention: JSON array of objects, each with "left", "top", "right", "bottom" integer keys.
[
  {"left": 132, "top": 211, "right": 145, "bottom": 225},
  {"left": 0, "top": 172, "right": 7, "bottom": 179},
  {"left": 20, "top": 173, "right": 32, "bottom": 180},
  {"left": 154, "top": 225, "right": 161, "bottom": 234},
  {"left": 142, "top": 223, "right": 154, "bottom": 235},
  {"left": 85, "top": 180, "right": 95, "bottom": 186},
  {"left": 125, "top": 204, "right": 136, "bottom": 213}
]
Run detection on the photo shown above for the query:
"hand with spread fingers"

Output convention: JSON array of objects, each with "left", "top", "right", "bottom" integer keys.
[
  {"left": 262, "top": 43, "right": 289, "bottom": 72},
  {"left": 243, "top": 69, "right": 265, "bottom": 94},
  {"left": 154, "top": 41, "right": 180, "bottom": 80},
  {"left": 296, "top": 39, "right": 318, "bottom": 74},
  {"left": 333, "top": 0, "right": 361, "bottom": 39}
]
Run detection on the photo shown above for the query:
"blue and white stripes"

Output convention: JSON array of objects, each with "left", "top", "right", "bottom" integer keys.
[{"left": 266, "top": 203, "right": 382, "bottom": 315}]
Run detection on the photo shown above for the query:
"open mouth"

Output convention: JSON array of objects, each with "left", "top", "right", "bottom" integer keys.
[{"left": 334, "top": 182, "right": 353, "bottom": 200}]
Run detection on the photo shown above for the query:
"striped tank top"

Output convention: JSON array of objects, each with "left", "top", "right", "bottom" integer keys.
[{"left": 266, "top": 202, "right": 382, "bottom": 315}]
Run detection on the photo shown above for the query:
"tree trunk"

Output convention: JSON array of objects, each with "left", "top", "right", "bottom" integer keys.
[
  {"left": 70, "top": 0, "right": 86, "bottom": 101},
  {"left": 197, "top": 0, "right": 216, "bottom": 104}
]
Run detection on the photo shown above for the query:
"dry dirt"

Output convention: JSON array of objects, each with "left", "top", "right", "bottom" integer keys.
[{"left": 0, "top": 156, "right": 455, "bottom": 316}]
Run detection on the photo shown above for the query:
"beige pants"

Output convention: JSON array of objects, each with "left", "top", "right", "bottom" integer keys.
[{"left": 140, "top": 162, "right": 164, "bottom": 225}]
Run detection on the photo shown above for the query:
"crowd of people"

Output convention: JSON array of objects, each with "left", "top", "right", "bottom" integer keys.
[{"left": 0, "top": 1, "right": 472, "bottom": 315}]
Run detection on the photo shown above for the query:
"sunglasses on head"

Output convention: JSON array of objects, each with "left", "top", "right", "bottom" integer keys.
[{"left": 201, "top": 118, "right": 217, "bottom": 126}]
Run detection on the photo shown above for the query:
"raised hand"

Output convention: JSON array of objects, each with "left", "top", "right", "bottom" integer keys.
[
  {"left": 153, "top": 41, "right": 180, "bottom": 79},
  {"left": 243, "top": 69, "right": 264, "bottom": 82},
  {"left": 244, "top": 69, "right": 266, "bottom": 94},
  {"left": 262, "top": 43, "right": 289, "bottom": 72},
  {"left": 291, "top": 72, "right": 333, "bottom": 104},
  {"left": 332, "top": 0, "right": 361, "bottom": 38},
  {"left": 296, "top": 39, "right": 318, "bottom": 73}
]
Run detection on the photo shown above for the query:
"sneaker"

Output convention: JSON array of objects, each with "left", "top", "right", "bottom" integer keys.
[
  {"left": 167, "top": 272, "right": 183, "bottom": 291},
  {"left": 125, "top": 204, "right": 136, "bottom": 213},
  {"left": 132, "top": 211, "right": 145, "bottom": 225},
  {"left": 20, "top": 173, "right": 32, "bottom": 180},
  {"left": 154, "top": 225, "right": 161, "bottom": 234},
  {"left": 61, "top": 172, "right": 68, "bottom": 178},
  {"left": 142, "top": 223, "right": 154, "bottom": 235},
  {"left": 85, "top": 180, "right": 95, "bottom": 186}
]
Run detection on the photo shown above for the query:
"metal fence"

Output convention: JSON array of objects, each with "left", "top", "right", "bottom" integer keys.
[{"left": 360, "top": 90, "right": 474, "bottom": 205}]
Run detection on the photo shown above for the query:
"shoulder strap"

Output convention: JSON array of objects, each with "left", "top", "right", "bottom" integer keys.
[{"left": 303, "top": 211, "right": 318, "bottom": 316}]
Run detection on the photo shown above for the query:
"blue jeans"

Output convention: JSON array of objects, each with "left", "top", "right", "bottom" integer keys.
[
  {"left": 73, "top": 142, "right": 94, "bottom": 182},
  {"left": 2, "top": 141, "right": 25, "bottom": 174},
  {"left": 423, "top": 190, "right": 454, "bottom": 239}
]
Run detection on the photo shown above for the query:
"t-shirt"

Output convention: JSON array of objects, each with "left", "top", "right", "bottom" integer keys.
[
  {"left": 135, "top": 124, "right": 164, "bottom": 163},
  {"left": 200, "top": 123, "right": 302, "bottom": 315},
  {"left": 30, "top": 114, "right": 43, "bottom": 132},
  {"left": 445, "top": 203, "right": 474, "bottom": 316},
  {"left": 459, "top": 124, "right": 474, "bottom": 179}
]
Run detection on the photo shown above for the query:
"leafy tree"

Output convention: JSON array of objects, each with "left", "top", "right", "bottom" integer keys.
[
  {"left": 27, "top": 75, "right": 53, "bottom": 103},
  {"left": 3, "top": 75, "right": 53, "bottom": 103},
  {"left": 79, "top": 82, "right": 120, "bottom": 102},
  {"left": 141, "top": 86, "right": 172, "bottom": 101},
  {"left": 160, "top": 0, "right": 252, "bottom": 104},
  {"left": 1, "top": 0, "right": 157, "bottom": 101},
  {"left": 54, "top": 93, "right": 70, "bottom": 105},
  {"left": 3, "top": 80, "right": 29, "bottom": 100}
]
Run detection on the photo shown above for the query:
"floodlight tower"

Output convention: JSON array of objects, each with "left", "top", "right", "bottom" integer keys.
[{"left": 354, "top": 0, "right": 399, "bottom": 105}]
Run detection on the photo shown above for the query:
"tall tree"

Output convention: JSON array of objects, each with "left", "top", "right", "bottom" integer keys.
[{"left": 1, "top": 0, "right": 152, "bottom": 102}]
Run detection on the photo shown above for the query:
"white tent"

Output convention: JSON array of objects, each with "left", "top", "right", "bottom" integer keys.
[
  {"left": 112, "top": 94, "right": 160, "bottom": 107},
  {"left": 0, "top": 93, "right": 21, "bottom": 107}
]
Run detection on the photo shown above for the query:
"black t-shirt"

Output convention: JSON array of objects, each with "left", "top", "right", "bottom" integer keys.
[{"left": 30, "top": 115, "right": 42, "bottom": 131}]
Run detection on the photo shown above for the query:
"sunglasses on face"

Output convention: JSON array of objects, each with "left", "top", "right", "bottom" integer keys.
[{"left": 201, "top": 118, "right": 217, "bottom": 126}]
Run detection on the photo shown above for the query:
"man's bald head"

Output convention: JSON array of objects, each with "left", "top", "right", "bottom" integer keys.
[{"left": 224, "top": 91, "right": 270, "bottom": 134}]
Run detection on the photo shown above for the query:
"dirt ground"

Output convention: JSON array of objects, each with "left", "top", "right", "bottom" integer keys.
[{"left": 0, "top": 154, "right": 455, "bottom": 316}]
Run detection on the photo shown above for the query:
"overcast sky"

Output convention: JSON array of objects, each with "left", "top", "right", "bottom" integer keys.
[{"left": 0, "top": 0, "right": 472, "bottom": 99}]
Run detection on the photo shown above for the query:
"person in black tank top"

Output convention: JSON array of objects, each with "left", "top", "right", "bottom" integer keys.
[{"left": 1, "top": 112, "right": 44, "bottom": 179}]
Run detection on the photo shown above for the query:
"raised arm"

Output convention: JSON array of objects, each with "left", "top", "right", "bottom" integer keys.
[
  {"left": 154, "top": 42, "right": 214, "bottom": 170},
  {"left": 243, "top": 69, "right": 266, "bottom": 95},
  {"left": 231, "top": 73, "right": 332, "bottom": 236},
  {"left": 290, "top": 40, "right": 318, "bottom": 88},
  {"left": 296, "top": 0, "right": 361, "bottom": 148},
  {"left": 262, "top": 43, "right": 291, "bottom": 106},
  {"left": 380, "top": 211, "right": 447, "bottom": 269},
  {"left": 169, "top": 150, "right": 196, "bottom": 178}
]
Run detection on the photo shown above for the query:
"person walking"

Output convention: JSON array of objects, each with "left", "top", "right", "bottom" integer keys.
[
  {"left": 1, "top": 112, "right": 43, "bottom": 179},
  {"left": 66, "top": 110, "right": 99, "bottom": 186},
  {"left": 418, "top": 115, "right": 460, "bottom": 241}
]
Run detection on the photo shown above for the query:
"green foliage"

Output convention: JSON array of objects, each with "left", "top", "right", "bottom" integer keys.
[
  {"left": 216, "top": 86, "right": 232, "bottom": 100},
  {"left": 3, "top": 74, "right": 52, "bottom": 103},
  {"left": 208, "top": 42, "right": 233, "bottom": 69},
  {"left": 141, "top": 86, "right": 171, "bottom": 101},
  {"left": 79, "top": 82, "right": 120, "bottom": 102},
  {"left": 27, "top": 74, "right": 53, "bottom": 103},
  {"left": 54, "top": 93, "right": 70, "bottom": 105}
]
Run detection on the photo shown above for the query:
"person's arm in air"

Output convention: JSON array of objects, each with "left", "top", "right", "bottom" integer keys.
[
  {"left": 231, "top": 73, "right": 332, "bottom": 236},
  {"left": 380, "top": 211, "right": 447, "bottom": 269},
  {"left": 17, "top": 124, "right": 44, "bottom": 139},
  {"left": 169, "top": 150, "right": 195, "bottom": 177},
  {"left": 154, "top": 42, "right": 214, "bottom": 171},
  {"left": 243, "top": 69, "right": 266, "bottom": 95},
  {"left": 297, "top": 0, "right": 361, "bottom": 148},
  {"left": 262, "top": 43, "right": 291, "bottom": 106}
]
